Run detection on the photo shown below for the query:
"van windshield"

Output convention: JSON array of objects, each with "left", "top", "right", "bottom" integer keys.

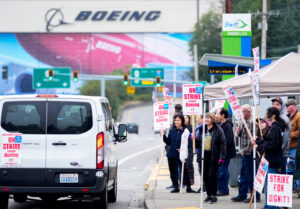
[{"left": 47, "top": 102, "right": 93, "bottom": 134}]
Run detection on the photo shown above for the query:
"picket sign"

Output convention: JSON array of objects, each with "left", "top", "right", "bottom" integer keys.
[
  {"left": 267, "top": 174, "right": 293, "bottom": 208},
  {"left": 179, "top": 128, "right": 189, "bottom": 194},
  {"left": 182, "top": 84, "right": 203, "bottom": 154},
  {"left": 252, "top": 47, "right": 260, "bottom": 75},
  {"left": 254, "top": 157, "right": 269, "bottom": 193},
  {"left": 153, "top": 101, "right": 170, "bottom": 131},
  {"left": 1, "top": 133, "right": 23, "bottom": 167}
]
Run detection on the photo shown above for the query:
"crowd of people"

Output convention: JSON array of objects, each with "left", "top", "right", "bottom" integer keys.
[{"left": 160, "top": 97, "right": 300, "bottom": 208}]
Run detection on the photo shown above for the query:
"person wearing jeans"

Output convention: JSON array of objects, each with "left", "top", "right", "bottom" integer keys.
[
  {"left": 252, "top": 107, "right": 286, "bottom": 209},
  {"left": 231, "top": 104, "right": 261, "bottom": 203},
  {"left": 216, "top": 108, "right": 236, "bottom": 196}
]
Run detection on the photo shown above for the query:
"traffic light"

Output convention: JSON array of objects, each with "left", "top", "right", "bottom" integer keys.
[
  {"left": 72, "top": 70, "right": 79, "bottom": 82},
  {"left": 123, "top": 73, "right": 129, "bottom": 86},
  {"left": 2, "top": 65, "right": 8, "bottom": 80},
  {"left": 155, "top": 76, "right": 161, "bottom": 87},
  {"left": 48, "top": 69, "right": 54, "bottom": 81}
]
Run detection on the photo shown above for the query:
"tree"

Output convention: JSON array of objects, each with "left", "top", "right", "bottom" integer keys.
[
  {"left": 189, "top": 11, "right": 222, "bottom": 82},
  {"left": 232, "top": 0, "right": 300, "bottom": 57}
]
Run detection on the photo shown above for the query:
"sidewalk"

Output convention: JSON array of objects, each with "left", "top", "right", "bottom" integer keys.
[{"left": 145, "top": 157, "right": 300, "bottom": 209}]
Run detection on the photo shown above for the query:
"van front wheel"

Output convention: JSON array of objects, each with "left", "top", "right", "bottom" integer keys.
[{"left": 0, "top": 194, "right": 9, "bottom": 209}]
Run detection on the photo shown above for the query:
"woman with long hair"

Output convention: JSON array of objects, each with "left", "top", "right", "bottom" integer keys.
[
  {"left": 161, "top": 114, "right": 195, "bottom": 193},
  {"left": 196, "top": 112, "right": 226, "bottom": 204},
  {"left": 252, "top": 107, "right": 286, "bottom": 209}
]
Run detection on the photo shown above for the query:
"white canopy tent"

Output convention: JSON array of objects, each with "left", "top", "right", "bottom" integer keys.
[{"left": 204, "top": 52, "right": 300, "bottom": 101}]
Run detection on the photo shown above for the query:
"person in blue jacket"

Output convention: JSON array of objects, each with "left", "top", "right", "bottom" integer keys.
[{"left": 161, "top": 114, "right": 195, "bottom": 193}]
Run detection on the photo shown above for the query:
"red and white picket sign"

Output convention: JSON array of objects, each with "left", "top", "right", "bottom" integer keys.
[
  {"left": 162, "top": 87, "right": 171, "bottom": 101},
  {"left": 153, "top": 101, "right": 170, "bottom": 131},
  {"left": 254, "top": 157, "right": 269, "bottom": 193},
  {"left": 267, "top": 174, "right": 293, "bottom": 208},
  {"left": 1, "top": 133, "right": 23, "bottom": 167},
  {"left": 252, "top": 47, "right": 260, "bottom": 75},
  {"left": 223, "top": 86, "right": 242, "bottom": 119},
  {"left": 182, "top": 84, "right": 203, "bottom": 115}
]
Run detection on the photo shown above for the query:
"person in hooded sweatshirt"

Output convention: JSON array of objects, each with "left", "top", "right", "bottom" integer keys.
[
  {"left": 251, "top": 107, "right": 286, "bottom": 209},
  {"left": 271, "top": 97, "right": 291, "bottom": 174},
  {"left": 216, "top": 108, "right": 236, "bottom": 196}
]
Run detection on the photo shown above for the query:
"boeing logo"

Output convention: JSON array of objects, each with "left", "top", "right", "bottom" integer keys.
[
  {"left": 224, "top": 19, "right": 248, "bottom": 29},
  {"left": 75, "top": 10, "right": 161, "bottom": 21},
  {"left": 45, "top": 8, "right": 161, "bottom": 32},
  {"left": 45, "top": 8, "right": 71, "bottom": 32}
]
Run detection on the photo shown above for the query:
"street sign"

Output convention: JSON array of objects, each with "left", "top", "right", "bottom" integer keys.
[
  {"left": 130, "top": 68, "right": 164, "bottom": 87},
  {"left": 126, "top": 87, "right": 135, "bottom": 94},
  {"left": 33, "top": 68, "right": 71, "bottom": 89}
]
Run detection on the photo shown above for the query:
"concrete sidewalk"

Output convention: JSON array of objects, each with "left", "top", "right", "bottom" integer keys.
[{"left": 145, "top": 157, "right": 300, "bottom": 209}]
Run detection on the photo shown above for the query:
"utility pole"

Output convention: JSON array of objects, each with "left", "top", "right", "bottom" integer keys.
[
  {"left": 261, "top": 0, "right": 267, "bottom": 59},
  {"left": 226, "top": 0, "right": 232, "bottom": 13},
  {"left": 194, "top": 45, "right": 199, "bottom": 83}
]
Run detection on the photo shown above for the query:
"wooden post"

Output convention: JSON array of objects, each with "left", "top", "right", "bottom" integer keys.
[
  {"left": 256, "top": 105, "right": 264, "bottom": 139},
  {"left": 248, "top": 189, "right": 255, "bottom": 209},
  {"left": 180, "top": 162, "right": 185, "bottom": 194}
]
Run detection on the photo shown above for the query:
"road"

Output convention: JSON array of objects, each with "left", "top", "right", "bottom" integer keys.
[{"left": 8, "top": 103, "right": 160, "bottom": 209}]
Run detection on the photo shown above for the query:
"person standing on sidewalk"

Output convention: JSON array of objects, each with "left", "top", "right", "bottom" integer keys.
[
  {"left": 231, "top": 104, "right": 261, "bottom": 203},
  {"left": 216, "top": 108, "right": 236, "bottom": 196},
  {"left": 197, "top": 112, "right": 226, "bottom": 204},
  {"left": 161, "top": 114, "right": 195, "bottom": 193},
  {"left": 184, "top": 115, "right": 195, "bottom": 186},
  {"left": 286, "top": 99, "right": 300, "bottom": 162},
  {"left": 251, "top": 107, "right": 286, "bottom": 209},
  {"left": 194, "top": 115, "right": 205, "bottom": 193},
  {"left": 271, "top": 97, "right": 291, "bottom": 174}
]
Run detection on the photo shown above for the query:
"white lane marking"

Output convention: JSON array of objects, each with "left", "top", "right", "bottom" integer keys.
[{"left": 119, "top": 145, "right": 160, "bottom": 166}]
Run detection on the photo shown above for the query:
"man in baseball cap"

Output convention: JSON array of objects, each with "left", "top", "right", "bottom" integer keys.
[
  {"left": 286, "top": 99, "right": 300, "bottom": 160},
  {"left": 271, "top": 97, "right": 291, "bottom": 173}
]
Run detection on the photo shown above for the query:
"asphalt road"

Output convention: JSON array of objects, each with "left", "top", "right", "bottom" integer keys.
[{"left": 8, "top": 103, "right": 160, "bottom": 209}]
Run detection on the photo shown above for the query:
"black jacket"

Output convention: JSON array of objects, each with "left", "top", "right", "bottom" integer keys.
[
  {"left": 163, "top": 126, "right": 187, "bottom": 159},
  {"left": 256, "top": 121, "right": 285, "bottom": 169},
  {"left": 221, "top": 120, "right": 236, "bottom": 159},
  {"left": 195, "top": 124, "right": 226, "bottom": 163}
]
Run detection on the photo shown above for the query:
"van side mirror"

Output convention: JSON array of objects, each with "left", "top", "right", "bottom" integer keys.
[{"left": 117, "top": 124, "right": 127, "bottom": 142}]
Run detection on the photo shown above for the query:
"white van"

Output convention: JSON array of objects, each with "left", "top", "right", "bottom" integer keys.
[{"left": 0, "top": 94, "right": 127, "bottom": 209}]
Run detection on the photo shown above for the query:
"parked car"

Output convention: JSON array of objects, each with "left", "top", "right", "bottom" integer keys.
[
  {"left": 0, "top": 94, "right": 127, "bottom": 209},
  {"left": 126, "top": 122, "right": 139, "bottom": 134}
]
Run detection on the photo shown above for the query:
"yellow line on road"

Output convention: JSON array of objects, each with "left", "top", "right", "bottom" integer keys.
[{"left": 144, "top": 164, "right": 160, "bottom": 190}]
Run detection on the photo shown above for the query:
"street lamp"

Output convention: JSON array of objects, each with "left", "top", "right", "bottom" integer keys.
[{"left": 56, "top": 55, "right": 82, "bottom": 73}]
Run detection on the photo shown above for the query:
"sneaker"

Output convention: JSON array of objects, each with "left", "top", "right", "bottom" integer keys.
[
  {"left": 186, "top": 187, "right": 196, "bottom": 193},
  {"left": 210, "top": 196, "right": 218, "bottom": 204},
  {"left": 204, "top": 196, "right": 212, "bottom": 202},
  {"left": 166, "top": 185, "right": 174, "bottom": 190},
  {"left": 216, "top": 191, "right": 229, "bottom": 196},
  {"left": 170, "top": 188, "right": 179, "bottom": 193},
  {"left": 231, "top": 196, "right": 246, "bottom": 202},
  {"left": 244, "top": 198, "right": 261, "bottom": 203}
]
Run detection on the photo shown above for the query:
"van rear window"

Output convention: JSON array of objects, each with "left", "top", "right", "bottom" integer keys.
[
  {"left": 1, "top": 102, "right": 46, "bottom": 134},
  {"left": 47, "top": 102, "right": 92, "bottom": 134}
]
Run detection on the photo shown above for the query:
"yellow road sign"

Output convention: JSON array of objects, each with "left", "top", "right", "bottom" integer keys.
[{"left": 127, "top": 87, "right": 135, "bottom": 94}]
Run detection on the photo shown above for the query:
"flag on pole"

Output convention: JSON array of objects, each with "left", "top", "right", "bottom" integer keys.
[
  {"left": 235, "top": 65, "right": 239, "bottom": 77},
  {"left": 152, "top": 91, "right": 158, "bottom": 103}
]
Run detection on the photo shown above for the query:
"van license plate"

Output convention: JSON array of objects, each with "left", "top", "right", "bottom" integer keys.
[{"left": 60, "top": 174, "right": 78, "bottom": 183}]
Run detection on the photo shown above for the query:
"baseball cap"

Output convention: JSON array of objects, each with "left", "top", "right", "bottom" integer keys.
[
  {"left": 286, "top": 99, "right": 297, "bottom": 106},
  {"left": 271, "top": 97, "right": 283, "bottom": 105}
]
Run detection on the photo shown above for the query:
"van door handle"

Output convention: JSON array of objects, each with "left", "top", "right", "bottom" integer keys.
[{"left": 52, "top": 142, "right": 67, "bottom": 146}]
